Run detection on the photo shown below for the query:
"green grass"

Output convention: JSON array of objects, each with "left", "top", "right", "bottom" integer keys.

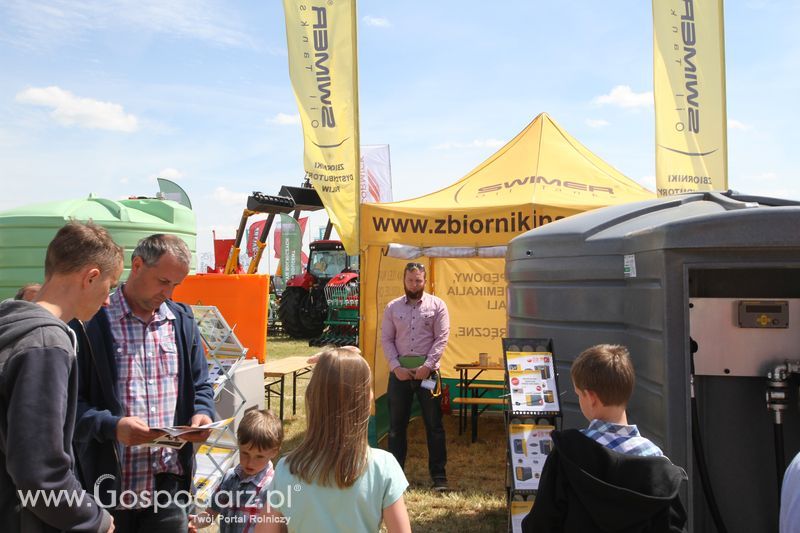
[
  {"left": 266, "top": 333, "right": 320, "bottom": 360},
  {"left": 266, "top": 335, "right": 509, "bottom": 532}
]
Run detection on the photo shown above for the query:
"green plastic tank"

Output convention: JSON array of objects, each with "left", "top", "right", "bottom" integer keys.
[{"left": 0, "top": 195, "right": 196, "bottom": 299}]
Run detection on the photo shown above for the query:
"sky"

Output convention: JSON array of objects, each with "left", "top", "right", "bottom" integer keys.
[{"left": 1, "top": 0, "right": 798, "bottom": 267}]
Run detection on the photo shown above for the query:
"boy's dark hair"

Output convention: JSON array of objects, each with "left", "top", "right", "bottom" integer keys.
[
  {"left": 237, "top": 409, "right": 284, "bottom": 450},
  {"left": 571, "top": 344, "right": 635, "bottom": 406},
  {"left": 14, "top": 283, "right": 40, "bottom": 300},
  {"left": 44, "top": 220, "right": 123, "bottom": 279}
]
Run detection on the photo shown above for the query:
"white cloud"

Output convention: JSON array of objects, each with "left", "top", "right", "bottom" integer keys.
[
  {"left": 433, "top": 139, "right": 505, "bottom": 150},
  {"left": 594, "top": 85, "right": 653, "bottom": 109},
  {"left": 269, "top": 113, "right": 300, "bottom": 125},
  {"left": 639, "top": 175, "right": 657, "bottom": 190},
  {"left": 211, "top": 186, "right": 248, "bottom": 207},
  {"left": 15, "top": 86, "right": 139, "bottom": 132},
  {"left": 148, "top": 167, "right": 184, "bottom": 183},
  {"left": 1, "top": 0, "right": 256, "bottom": 50},
  {"left": 585, "top": 118, "right": 609, "bottom": 128},
  {"left": 750, "top": 171, "right": 778, "bottom": 181},
  {"left": 157, "top": 168, "right": 184, "bottom": 180},
  {"left": 728, "top": 119, "right": 750, "bottom": 131},
  {"left": 363, "top": 15, "right": 391, "bottom": 28}
]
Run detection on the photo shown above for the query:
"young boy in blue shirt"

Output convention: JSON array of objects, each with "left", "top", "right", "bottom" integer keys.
[
  {"left": 192, "top": 409, "right": 283, "bottom": 533},
  {"left": 523, "top": 344, "right": 688, "bottom": 532}
]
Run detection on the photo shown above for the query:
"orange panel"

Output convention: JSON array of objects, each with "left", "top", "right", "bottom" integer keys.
[{"left": 173, "top": 274, "right": 269, "bottom": 362}]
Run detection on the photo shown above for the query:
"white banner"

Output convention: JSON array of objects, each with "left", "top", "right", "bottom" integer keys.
[{"left": 360, "top": 144, "right": 393, "bottom": 203}]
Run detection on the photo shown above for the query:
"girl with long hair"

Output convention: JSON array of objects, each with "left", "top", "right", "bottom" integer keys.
[{"left": 258, "top": 346, "right": 411, "bottom": 533}]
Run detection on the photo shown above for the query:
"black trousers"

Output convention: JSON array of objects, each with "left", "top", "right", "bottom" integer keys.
[{"left": 387, "top": 373, "right": 447, "bottom": 481}]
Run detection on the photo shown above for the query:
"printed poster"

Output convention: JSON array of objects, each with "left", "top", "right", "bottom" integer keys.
[
  {"left": 508, "top": 424, "right": 555, "bottom": 491},
  {"left": 506, "top": 351, "right": 560, "bottom": 414}
]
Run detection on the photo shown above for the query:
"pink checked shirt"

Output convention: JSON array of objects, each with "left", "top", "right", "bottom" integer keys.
[
  {"left": 381, "top": 292, "right": 450, "bottom": 372},
  {"left": 107, "top": 287, "right": 181, "bottom": 504}
]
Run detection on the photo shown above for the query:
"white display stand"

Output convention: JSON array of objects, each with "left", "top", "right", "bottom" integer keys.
[{"left": 190, "top": 305, "right": 250, "bottom": 507}]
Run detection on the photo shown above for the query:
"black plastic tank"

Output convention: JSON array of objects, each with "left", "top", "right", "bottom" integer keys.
[{"left": 506, "top": 192, "right": 800, "bottom": 532}]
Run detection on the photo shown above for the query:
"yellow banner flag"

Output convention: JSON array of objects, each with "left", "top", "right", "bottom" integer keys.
[
  {"left": 283, "top": 0, "right": 360, "bottom": 254},
  {"left": 653, "top": 0, "right": 728, "bottom": 196}
]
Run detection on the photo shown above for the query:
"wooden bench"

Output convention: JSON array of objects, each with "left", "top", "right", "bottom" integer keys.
[
  {"left": 452, "top": 397, "right": 507, "bottom": 442},
  {"left": 264, "top": 356, "right": 315, "bottom": 420},
  {"left": 454, "top": 382, "right": 505, "bottom": 438},
  {"left": 456, "top": 383, "right": 506, "bottom": 391}
]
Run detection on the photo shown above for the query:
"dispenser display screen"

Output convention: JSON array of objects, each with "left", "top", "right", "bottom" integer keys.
[{"left": 738, "top": 300, "right": 788, "bottom": 329}]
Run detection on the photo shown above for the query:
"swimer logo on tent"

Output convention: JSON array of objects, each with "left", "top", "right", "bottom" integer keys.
[{"left": 458, "top": 175, "right": 615, "bottom": 201}]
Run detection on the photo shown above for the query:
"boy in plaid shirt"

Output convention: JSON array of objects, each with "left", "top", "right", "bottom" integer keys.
[
  {"left": 523, "top": 344, "right": 688, "bottom": 532},
  {"left": 192, "top": 409, "right": 283, "bottom": 533}
]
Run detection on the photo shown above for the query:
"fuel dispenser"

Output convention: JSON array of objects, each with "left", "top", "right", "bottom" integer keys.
[
  {"left": 690, "top": 298, "right": 800, "bottom": 529},
  {"left": 506, "top": 192, "right": 800, "bottom": 532}
]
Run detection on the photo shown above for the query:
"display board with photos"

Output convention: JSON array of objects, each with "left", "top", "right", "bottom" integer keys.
[
  {"left": 502, "top": 338, "right": 561, "bottom": 532},
  {"left": 507, "top": 421, "right": 555, "bottom": 492},
  {"left": 502, "top": 338, "right": 560, "bottom": 416}
]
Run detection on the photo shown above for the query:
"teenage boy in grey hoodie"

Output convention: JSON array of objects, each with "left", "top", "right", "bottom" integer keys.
[{"left": 0, "top": 221, "right": 123, "bottom": 533}]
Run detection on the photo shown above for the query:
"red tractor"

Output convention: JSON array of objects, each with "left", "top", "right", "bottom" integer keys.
[
  {"left": 278, "top": 240, "right": 359, "bottom": 341},
  {"left": 221, "top": 184, "right": 360, "bottom": 344}
]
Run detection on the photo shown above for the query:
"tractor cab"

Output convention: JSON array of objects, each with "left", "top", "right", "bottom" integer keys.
[{"left": 308, "top": 241, "right": 354, "bottom": 279}]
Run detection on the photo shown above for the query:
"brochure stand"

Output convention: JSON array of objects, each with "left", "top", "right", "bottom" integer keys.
[
  {"left": 191, "top": 305, "right": 249, "bottom": 507},
  {"left": 502, "top": 338, "right": 561, "bottom": 533}
]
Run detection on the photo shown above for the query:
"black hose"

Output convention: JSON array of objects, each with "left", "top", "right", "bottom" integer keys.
[
  {"left": 775, "top": 422, "right": 785, "bottom": 496},
  {"left": 689, "top": 342, "right": 728, "bottom": 533},
  {"left": 691, "top": 394, "right": 728, "bottom": 533}
]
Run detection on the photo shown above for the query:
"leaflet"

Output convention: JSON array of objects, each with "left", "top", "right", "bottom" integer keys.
[
  {"left": 506, "top": 352, "right": 560, "bottom": 414},
  {"left": 508, "top": 424, "right": 555, "bottom": 491},
  {"left": 143, "top": 417, "right": 235, "bottom": 449}
]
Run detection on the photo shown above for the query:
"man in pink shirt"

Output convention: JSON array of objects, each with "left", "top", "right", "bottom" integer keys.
[{"left": 381, "top": 262, "right": 450, "bottom": 491}]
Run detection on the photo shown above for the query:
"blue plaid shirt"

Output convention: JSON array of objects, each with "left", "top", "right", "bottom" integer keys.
[
  {"left": 581, "top": 419, "right": 663, "bottom": 457},
  {"left": 210, "top": 463, "right": 274, "bottom": 533}
]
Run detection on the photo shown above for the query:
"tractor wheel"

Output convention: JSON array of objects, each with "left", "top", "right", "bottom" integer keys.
[{"left": 278, "top": 287, "right": 326, "bottom": 339}]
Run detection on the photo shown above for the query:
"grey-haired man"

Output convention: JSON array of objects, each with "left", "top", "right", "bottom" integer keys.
[{"left": 72, "top": 234, "right": 215, "bottom": 533}]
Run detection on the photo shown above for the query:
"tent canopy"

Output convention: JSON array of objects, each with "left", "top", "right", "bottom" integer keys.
[
  {"left": 360, "top": 113, "right": 656, "bottom": 437},
  {"left": 361, "top": 112, "right": 654, "bottom": 248}
]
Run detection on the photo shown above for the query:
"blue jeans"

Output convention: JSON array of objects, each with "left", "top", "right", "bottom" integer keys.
[
  {"left": 388, "top": 373, "right": 447, "bottom": 482},
  {"left": 111, "top": 474, "right": 189, "bottom": 533}
]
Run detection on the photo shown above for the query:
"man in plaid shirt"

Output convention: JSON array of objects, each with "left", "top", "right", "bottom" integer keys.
[{"left": 72, "top": 234, "right": 215, "bottom": 532}]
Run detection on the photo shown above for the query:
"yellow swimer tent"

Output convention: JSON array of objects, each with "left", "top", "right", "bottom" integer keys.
[{"left": 360, "top": 113, "right": 654, "bottom": 434}]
